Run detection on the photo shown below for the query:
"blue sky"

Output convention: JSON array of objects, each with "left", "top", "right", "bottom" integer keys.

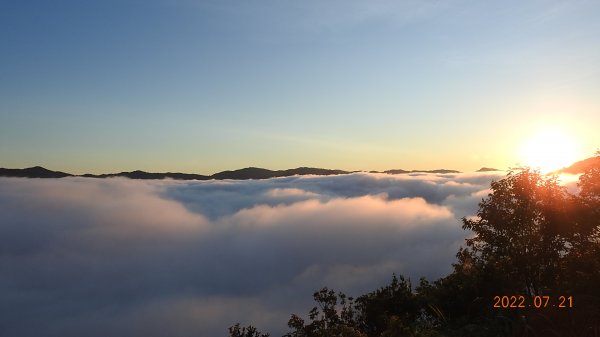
[{"left": 1, "top": 0, "right": 599, "bottom": 174}]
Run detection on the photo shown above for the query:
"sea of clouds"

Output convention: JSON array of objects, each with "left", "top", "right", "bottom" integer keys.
[{"left": 1, "top": 172, "right": 512, "bottom": 336}]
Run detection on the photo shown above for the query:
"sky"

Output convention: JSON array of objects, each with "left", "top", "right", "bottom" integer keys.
[
  {"left": 0, "top": 172, "right": 509, "bottom": 336},
  {"left": 1, "top": 0, "right": 599, "bottom": 174}
]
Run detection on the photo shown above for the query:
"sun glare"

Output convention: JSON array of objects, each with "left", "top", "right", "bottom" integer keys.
[{"left": 520, "top": 128, "right": 581, "bottom": 173}]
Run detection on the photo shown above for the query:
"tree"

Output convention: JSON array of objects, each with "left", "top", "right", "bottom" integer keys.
[
  {"left": 461, "top": 168, "right": 572, "bottom": 295},
  {"left": 574, "top": 151, "right": 600, "bottom": 242},
  {"left": 284, "top": 288, "right": 365, "bottom": 337},
  {"left": 355, "top": 275, "right": 420, "bottom": 337},
  {"left": 229, "top": 158, "right": 600, "bottom": 337},
  {"left": 565, "top": 151, "right": 600, "bottom": 295},
  {"left": 456, "top": 164, "right": 600, "bottom": 335},
  {"left": 229, "top": 323, "right": 270, "bottom": 337}
]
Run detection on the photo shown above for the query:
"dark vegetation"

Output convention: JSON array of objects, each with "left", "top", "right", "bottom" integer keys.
[{"left": 230, "top": 153, "right": 600, "bottom": 337}]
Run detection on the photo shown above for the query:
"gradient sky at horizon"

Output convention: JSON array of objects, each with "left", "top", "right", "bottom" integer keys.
[{"left": 1, "top": 0, "right": 599, "bottom": 174}]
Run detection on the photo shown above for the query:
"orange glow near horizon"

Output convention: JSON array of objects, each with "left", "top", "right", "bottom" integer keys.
[{"left": 519, "top": 128, "right": 582, "bottom": 173}]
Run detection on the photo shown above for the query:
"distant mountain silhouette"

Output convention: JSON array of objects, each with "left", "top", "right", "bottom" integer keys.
[
  {"left": 11, "top": 157, "right": 600, "bottom": 180},
  {"left": 0, "top": 166, "right": 72, "bottom": 178},
  {"left": 476, "top": 167, "right": 500, "bottom": 172},
  {"left": 281, "top": 167, "right": 349, "bottom": 176},
  {"left": 0, "top": 166, "right": 349, "bottom": 180},
  {"left": 211, "top": 167, "right": 349, "bottom": 180},
  {"left": 419, "top": 169, "right": 461, "bottom": 174},
  {"left": 382, "top": 169, "right": 410, "bottom": 174},
  {"left": 14, "top": 162, "right": 592, "bottom": 180},
  {"left": 558, "top": 156, "right": 600, "bottom": 174},
  {"left": 211, "top": 167, "right": 280, "bottom": 180},
  {"left": 382, "top": 169, "right": 461, "bottom": 174},
  {"left": 82, "top": 170, "right": 210, "bottom": 180}
]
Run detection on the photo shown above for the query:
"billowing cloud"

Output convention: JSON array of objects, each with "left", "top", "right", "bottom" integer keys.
[{"left": 0, "top": 172, "right": 504, "bottom": 337}]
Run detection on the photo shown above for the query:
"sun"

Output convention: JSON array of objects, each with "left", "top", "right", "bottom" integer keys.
[{"left": 520, "top": 128, "right": 581, "bottom": 173}]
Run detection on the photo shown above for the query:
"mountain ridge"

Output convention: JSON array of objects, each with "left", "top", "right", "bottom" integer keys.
[
  {"left": 557, "top": 156, "right": 600, "bottom": 174},
  {"left": 1, "top": 166, "right": 460, "bottom": 180},
  {"left": 0, "top": 166, "right": 72, "bottom": 178},
  {"left": 2, "top": 157, "right": 596, "bottom": 180},
  {"left": 0, "top": 166, "right": 351, "bottom": 180}
]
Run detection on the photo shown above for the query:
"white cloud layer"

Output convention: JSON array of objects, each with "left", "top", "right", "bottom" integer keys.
[{"left": 0, "top": 172, "right": 503, "bottom": 337}]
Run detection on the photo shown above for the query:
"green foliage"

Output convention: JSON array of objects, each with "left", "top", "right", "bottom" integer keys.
[
  {"left": 230, "top": 161, "right": 600, "bottom": 337},
  {"left": 229, "top": 323, "right": 270, "bottom": 337},
  {"left": 356, "top": 275, "right": 419, "bottom": 337},
  {"left": 284, "top": 288, "right": 365, "bottom": 337},
  {"left": 564, "top": 151, "right": 600, "bottom": 298},
  {"left": 461, "top": 168, "right": 572, "bottom": 295},
  {"left": 455, "top": 166, "right": 600, "bottom": 335}
]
